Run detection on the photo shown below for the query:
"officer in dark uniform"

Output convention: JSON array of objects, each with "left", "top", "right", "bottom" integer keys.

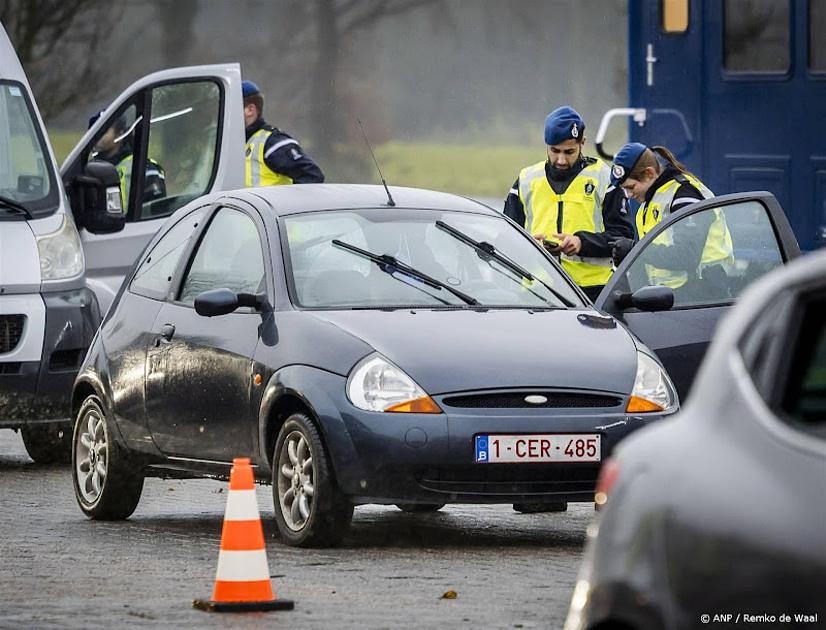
[
  {"left": 504, "top": 107, "right": 634, "bottom": 302},
  {"left": 242, "top": 80, "right": 324, "bottom": 186}
]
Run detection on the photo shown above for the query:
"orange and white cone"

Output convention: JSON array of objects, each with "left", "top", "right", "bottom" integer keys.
[{"left": 193, "top": 457, "right": 294, "bottom": 612}]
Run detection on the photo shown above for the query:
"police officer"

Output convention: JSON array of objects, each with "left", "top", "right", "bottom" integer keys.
[
  {"left": 90, "top": 112, "right": 166, "bottom": 209},
  {"left": 505, "top": 107, "right": 633, "bottom": 302},
  {"left": 609, "top": 142, "right": 734, "bottom": 292},
  {"left": 242, "top": 80, "right": 324, "bottom": 186}
]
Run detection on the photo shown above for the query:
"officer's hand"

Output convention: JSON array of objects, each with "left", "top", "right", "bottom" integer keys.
[
  {"left": 532, "top": 232, "right": 546, "bottom": 242},
  {"left": 611, "top": 237, "right": 636, "bottom": 267},
  {"left": 553, "top": 233, "right": 581, "bottom": 256}
]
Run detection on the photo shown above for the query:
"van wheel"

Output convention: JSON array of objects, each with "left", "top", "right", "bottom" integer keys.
[
  {"left": 272, "top": 413, "right": 353, "bottom": 547},
  {"left": 72, "top": 395, "right": 144, "bottom": 520},
  {"left": 20, "top": 423, "right": 72, "bottom": 464},
  {"left": 396, "top": 504, "right": 445, "bottom": 513}
]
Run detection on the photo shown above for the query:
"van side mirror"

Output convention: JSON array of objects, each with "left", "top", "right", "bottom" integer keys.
[
  {"left": 70, "top": 161, "right": 125, "bottom": 234},
  {"left": 613, "top": 285, "right": 675, "bottom": 312}
]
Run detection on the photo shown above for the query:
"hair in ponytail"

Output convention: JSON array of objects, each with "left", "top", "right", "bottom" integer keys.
[{"left": 628, "top": 145, "right": 695, "bottom": 181}]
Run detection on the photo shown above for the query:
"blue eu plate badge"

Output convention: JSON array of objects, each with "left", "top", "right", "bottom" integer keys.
[{"left": 475, "top": 436, "right": 489, "bottom": 463}]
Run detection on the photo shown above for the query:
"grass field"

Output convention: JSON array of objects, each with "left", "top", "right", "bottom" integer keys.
[{"left": 47, "top": 129, "right": 543, "bottom": 198}]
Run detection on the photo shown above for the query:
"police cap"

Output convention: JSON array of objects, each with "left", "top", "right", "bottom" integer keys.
[
  {"left": 544, "top": 106, "right": 585, "bottom": 146},
  {"left": 611, "top": 142, "right": 648, "bottom": 186}
]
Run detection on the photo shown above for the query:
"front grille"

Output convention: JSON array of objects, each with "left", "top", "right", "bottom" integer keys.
[
  {"left": 417, "top": 464, "right": 600, "bottom": 496},
  {"left": 442, "top": 391, "right": 622, "bottom": 409},
  {"left": 0, "top": 315, "right": 25, "bottom": 354}
]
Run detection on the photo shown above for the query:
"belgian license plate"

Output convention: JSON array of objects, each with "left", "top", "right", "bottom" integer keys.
[{"left": 475, "top": 434, "right": 601, "bottom": 463}]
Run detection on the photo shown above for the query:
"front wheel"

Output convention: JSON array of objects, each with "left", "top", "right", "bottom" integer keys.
[
  {"left": 72, "top": 395, "right": 144, "bottom": 520},
  {"left": 20, "top": 423, "right": 72, "bottom": 464},
  {"left": 272, "top": 413, "right": 353, "bottom": 547}
]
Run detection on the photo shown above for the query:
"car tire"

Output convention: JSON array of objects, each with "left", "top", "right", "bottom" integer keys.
[
  {"left": 396, "top": 503, "right": 445, "bottom": 513},
  {"left": 71, "top": 395, "right": 144, "bottom": 520},
  {"left": 272, "top": 412, "right": 353, "bottom": 547},
  {"left": 20, "top": 422, "right": 72, "bottom": 464}
]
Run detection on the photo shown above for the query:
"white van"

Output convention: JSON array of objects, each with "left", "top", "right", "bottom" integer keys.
[{"left": 1, "top": 23, "right": 244, "bottom": 462}]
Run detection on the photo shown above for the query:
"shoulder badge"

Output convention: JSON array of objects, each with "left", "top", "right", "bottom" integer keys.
[{"left": 584, "top": 181, "right": 595, "bottom": 195}]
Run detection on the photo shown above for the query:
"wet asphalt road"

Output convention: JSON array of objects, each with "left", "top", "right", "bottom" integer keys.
[{"left": 0, "top": 429, "right": 590, "bottom": 629}]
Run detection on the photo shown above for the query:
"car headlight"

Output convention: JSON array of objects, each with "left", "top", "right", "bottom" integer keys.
[
  {"left": 626, "top": 351, "right": 678, "bottom": 413},
  {"left": 36, "top": 214, "right": 84, "bottom": 281},
  {"left": 347, "top": 354, "right": 442, "bottom": 413}
]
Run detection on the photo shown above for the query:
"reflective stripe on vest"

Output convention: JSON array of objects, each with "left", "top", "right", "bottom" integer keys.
[
  {"left": 245, "top": 129, "right": 294, "bottom": 187},
  {"left": 518, "top": 159, "right": 612, "bottom": 287},
  {"left": 635, "top": 174, "right": 734, "bottom": 288}
]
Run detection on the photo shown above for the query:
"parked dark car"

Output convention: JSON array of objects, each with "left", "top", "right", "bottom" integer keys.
[
  {"left": 564, "top": 250, "right": 826, "bottom": 630},
  {"left": 70, "top": 185, "right": 796, "bottom": 547}
]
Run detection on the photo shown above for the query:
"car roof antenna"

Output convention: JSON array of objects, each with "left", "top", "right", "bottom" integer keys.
[{"left": 357, "top": 118, "right": 395, "bottom": 207}]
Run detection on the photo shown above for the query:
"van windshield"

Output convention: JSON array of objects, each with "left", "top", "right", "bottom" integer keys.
[{"left": 0, "top": 80, "right": 59, "bottom": 218}]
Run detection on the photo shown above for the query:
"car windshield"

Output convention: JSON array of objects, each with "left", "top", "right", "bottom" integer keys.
[
  {"left": 283, "top": 208, "right": 582, "bottom": 309},
  {"left": 0, "top": 80, "right": 58, "bottom": 218}
]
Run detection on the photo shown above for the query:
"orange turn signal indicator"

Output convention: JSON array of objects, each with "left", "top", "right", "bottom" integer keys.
[
  {"left": 625, "top": 395, "right": 664, "bottom": 413},
  {"left": 385, "top": 396, "right": 442, "bottom": 414}
]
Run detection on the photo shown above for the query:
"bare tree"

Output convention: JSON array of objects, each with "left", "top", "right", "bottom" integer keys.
[{"left": 0, "top": 0, "right": 122, "bottom": 120}]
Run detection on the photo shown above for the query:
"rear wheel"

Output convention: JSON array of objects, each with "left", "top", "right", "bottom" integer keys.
[
  {"left": 272, "top": 413, "right": 353, "bottom": 547},
  {"left": 20, "top": 423, "right": 72, "bottom": 464},
  {"left": 71, "top": 395, "right": 144, "bottom": 520},
  {"left": 396, "top": 503, "right": 445, "bottom": 513}
]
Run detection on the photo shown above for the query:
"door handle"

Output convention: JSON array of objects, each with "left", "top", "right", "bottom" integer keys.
[{"left": 160, "top": 323, "right": 176, "bottom": 342}]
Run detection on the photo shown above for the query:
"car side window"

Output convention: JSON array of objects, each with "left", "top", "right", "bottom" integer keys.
[
  {"left": 139, "top": 81, "right": 222, "bottom": 222},
  {"left": 129, "top": 209, "right": 206, "bottom": 300},
  {"left": 624, "top": 200, "right": 784, "bottom": 308},
  {"left": 779, "top": 292, "right": 826, "bottom": 439},
  {"left": 179, "top": 207, "right": 266, "bottom": 305},
  {"left": 88, "top": 103, "right": 141, "bottom": 215}
]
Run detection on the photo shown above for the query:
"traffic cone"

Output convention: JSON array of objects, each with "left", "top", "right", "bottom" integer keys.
[{"left": 193, "top": 457, "right": 294, "bottom": 612}]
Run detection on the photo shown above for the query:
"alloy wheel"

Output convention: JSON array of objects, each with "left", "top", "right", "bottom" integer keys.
[
  {"left": 276, "top": 430, "right": 315, "bottom": 531},
  {"left": 75, "top": 407, "right": 108, "bottom": 504}
]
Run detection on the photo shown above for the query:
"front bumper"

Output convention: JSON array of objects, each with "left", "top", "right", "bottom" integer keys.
[
  {"left": 0, "top": 288, "right": 100, "bottom": 426},
  {"left": 310, "top": 375, "right": 674, "bottom": 504}
]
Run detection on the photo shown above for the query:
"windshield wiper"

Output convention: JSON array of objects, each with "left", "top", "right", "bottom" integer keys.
[
  {"left": 0, "top": 195, "right": 34, "bottom": 220},
  {"left": 435, "top": 220, "right": 575, "bottom": 308},
  {"left": 332, "top": 239, "right": 479, "bottom": 306}
]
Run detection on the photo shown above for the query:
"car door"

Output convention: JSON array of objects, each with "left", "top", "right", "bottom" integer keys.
[
  {"left": 595, "top": 191, "right": 800, "bottom": 399},
  {"left": 60, "top": 64, "right": 244, "bottom": 315},
  {"left": 144, "top": 199, "right": 269, "bottom": 461}
]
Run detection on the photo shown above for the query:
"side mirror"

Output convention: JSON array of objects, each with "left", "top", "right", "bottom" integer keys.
[
  {"left": 70, "top": 161, "right": 125, "bottom": 234},
  {"left": 195, "top": 288, "right": 268, "bottom": 317},
  {"left": 613, "top": 285, "right": 675, "bottom": 312}
]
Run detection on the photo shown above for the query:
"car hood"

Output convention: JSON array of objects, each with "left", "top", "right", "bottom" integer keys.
[{"left": 309, "top": 309, "right": 639, "bottom": 395}]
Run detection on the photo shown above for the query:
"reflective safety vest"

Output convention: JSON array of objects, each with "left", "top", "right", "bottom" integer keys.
[
  {"left": 245, "top": 128, "right": 294, "bottom": 187},
  {"left": 115, "top": 155, "right": 165, "bottom": 211},
  {"left": 518, "top": 159, "right": 613, "bottom": 287},
  {"left": 635, "top": 174, "right": 734, "bottom": 289}
]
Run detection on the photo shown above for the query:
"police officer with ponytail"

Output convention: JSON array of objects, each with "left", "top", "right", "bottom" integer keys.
[
  {"left": 242, "top": 80, "right": 324, "bottom": 186},
  {"left": 505, "top": 107, "right": 634, "bottom": 301},
  {"left": 609, "top": 142, "right": 734, "bottom": 292}
]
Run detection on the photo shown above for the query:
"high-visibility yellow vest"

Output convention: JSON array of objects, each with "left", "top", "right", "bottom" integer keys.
[
  {"left": 245, "top": 128, "right": 294, "bottom": 187},
  {"left": 635, "top": 174, "right": 734, "bottom": 289},
  {"left": 115, "top": 155, "right": 164, "bottom": 211},
  {"left": 518, "top": 159, "right": 613, "bottom": 287}
]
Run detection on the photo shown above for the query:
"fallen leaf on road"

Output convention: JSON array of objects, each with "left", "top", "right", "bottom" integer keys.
[{"left": 440, "top": 590, "right": 457, "bottom": 600}]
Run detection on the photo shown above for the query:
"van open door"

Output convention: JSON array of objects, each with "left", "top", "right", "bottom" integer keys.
[{"left": 61, "top": 64, "right": 244, "bottom": 313}]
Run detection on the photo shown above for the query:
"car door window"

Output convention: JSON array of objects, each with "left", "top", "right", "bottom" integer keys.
[
  {"left": 129, "top": 209, "right": 205, "bottom": 300},
  {"left": 624, "top": 200, "right": 784, "bottom": 307},
  {"left": 179, "top": 207, "right": 265, "bottom": 304},
  {"left": 88, "top": 103, "right": 141, "bottom": 213},
  {"left": 140, "top": 81, "right": 221, "bottom": 222},
  {"left": 780, "top": 292, "right": 826, "bottom": 438}
]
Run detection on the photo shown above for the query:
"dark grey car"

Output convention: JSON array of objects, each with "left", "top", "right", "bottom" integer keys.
[
  {"left": 70, "top": 184, "right": 685, "bottom": 547},
  {"left": 565, "top": 250, "right": 826, "bottom": 630}
]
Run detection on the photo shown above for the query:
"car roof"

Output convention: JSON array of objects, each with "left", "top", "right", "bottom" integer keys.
[{"left": 217, "top": 184, "right": 500, "bottom": 217}]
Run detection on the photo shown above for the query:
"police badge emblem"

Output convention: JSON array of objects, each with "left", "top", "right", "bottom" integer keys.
[
  {"left": 571, "top": 123, "right": 579, "bottom": 139},
  {"left": 584, "top": 181, "right": 595, "bottom": 195}
]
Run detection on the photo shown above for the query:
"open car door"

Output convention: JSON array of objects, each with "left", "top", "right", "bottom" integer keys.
[
  {"left": 60, "top": 64, "right": 244, "bottom": 313},
  {"left": 595, "top": 191, "right": 800, "bottom": 400}
]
